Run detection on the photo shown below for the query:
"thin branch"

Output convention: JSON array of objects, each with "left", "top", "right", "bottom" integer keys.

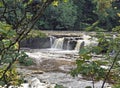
[
  {"left": 0, "top": 50, "right": 19, "bottom": 84},
  {"left": 101, "top": 50, "right": 120, "bottom": 88},
  {"left": 1, "top": 0, "right": 53, "bottom": 53}
]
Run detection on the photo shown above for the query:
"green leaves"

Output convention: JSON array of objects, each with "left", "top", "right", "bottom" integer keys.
[
  {"left": 0, "top": 29, "right": 7, "bottom": 34},
  {"left": 38, "top": 0, "right": 77, "bottom": 30},
  {"left": 71, "top": 32, "right": 120, "bottom": 87},
  {"left": 52, "top": 1, "right": 59, "bottom": 6},
  {"left": 0, "top": 22, "right": 12, "bottom": 34},
  {"left": 52, "top": 0, "right": 68, "bottom": 6},
  {"left": 2, "top": 39, "right": 11, "bottom": 48},
  {"left": 112, "top": 26, "right": 120, "bottom": 33},
  {"left": 0, "top": 64, "right": 23, "bottom": 86},
  {"left": 93, "top": 0, "right": 112, "bottom": 15},
  {"left": 79, "top": 47, "right": 89, "bottom": 55},
  {"left": 55, "top": 84, "right": 64, "bottom": 88},
  {"left": 0, "top": 22, "right": 16, "bottom": 39},
  {"left": 0, "top": 2, "right": 3, "bottom": 7},
  {"left": 79, "top": 47, "right": 92, "bottom": 60},
  {"left": 18, "top": 52, "right": 34, "bottom": 66}
]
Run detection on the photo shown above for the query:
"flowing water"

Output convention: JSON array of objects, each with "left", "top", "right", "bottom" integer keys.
[
  {"left": 51, "top": 38, "right": 64, "bottom": 49},
  {"left": 74, "top": 40, "right": 84, "bottom": 51},
  {"left": 20, "top": 34, "right": 110, "bottom": 88}
]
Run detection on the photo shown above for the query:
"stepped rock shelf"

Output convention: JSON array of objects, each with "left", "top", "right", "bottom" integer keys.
[
  {"left": 41, "top": 31, "right": 97, "bottom": 37},
  {"left": 20, "top": 33, "right": 98, "bottom": 51}
]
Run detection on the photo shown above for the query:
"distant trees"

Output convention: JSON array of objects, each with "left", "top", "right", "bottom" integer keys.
[
  {"left": 0, "top": 0, "right": 120, "bottom": 87},
  {"left": 37, "top": 0, "right": 77, "bottom": 30},
  {"left": 91, "top": 0, "right": 120, "bottom": 31},
  {"left": 73, "top": 0, "right": 98, "bottom": 30},
  {"left": 36, "top": 0, "right": 120, "bottom": 31}
]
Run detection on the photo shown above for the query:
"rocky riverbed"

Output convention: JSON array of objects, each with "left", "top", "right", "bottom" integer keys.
[{"left": 17, "top": 49, "right": 111, "bottom": 88}]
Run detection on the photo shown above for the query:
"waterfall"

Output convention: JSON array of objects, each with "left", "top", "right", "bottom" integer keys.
[
  {"left": 74, "top": 40, "right": 84, "bottom": 51},
  {"left": 50, "top": 35, "right": 98, "bottom": 50},
  {"left": 50, "top": 36, "right": 56, "bottom": 48},
  {"left": 82, "top": 34, "right": 91, "bottom": 40},
  {"left": 66, "top": 40, "right": 70, "bottom": 50},
  {"left": 51, "top": 38, "right": 64, "bottom": 49}
]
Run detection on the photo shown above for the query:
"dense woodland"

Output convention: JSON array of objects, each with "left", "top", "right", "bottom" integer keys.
[
  {"left": 0, "top": 0, "right": 120, "bottom": 88},
  {"left": 36, "top": 0, "right": 120, "bottom": 31}
]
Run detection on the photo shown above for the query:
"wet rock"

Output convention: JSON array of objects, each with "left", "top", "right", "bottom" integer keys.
[
  {"left": 26, "top": 59, "right": 76, "bottom": 73},
  {"left": 9, "top": 78, "right": 56, "bottom": 88},
  {"left": 75, "top": 37, "right": 83, "bottom": 40},
  {"left": 69, "top": 40, "right": 77, "bottom": 50},
  {"left": 59, "top": 65, "right": 76, "bottom": 72},
  {"left": 20, "top": 37, "right": 51, "bottom": 49},
  {"left": 39, "top": 59, "right": 59, "bottom": 71},
  {"left": 31, "top": 70, "right": 44, "bottom": 74},
  {"left": 63, "top": 38, "right": 69, "bottom": 50},
  {"left": 29, "top": 78, "right": 47, "bottom": 88},
  {"left": 39, "top": 59, "right": 75, "bottom": 72}
]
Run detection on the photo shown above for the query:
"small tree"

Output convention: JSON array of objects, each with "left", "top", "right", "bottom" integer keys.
[{"left": 0, "top": 0, "right": 67, "bottom": 87}]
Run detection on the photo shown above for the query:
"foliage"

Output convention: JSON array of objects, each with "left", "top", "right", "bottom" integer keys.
[
  {"left": 37, "top": 0, "right": 77, "bottom": 30},
  {"left": 71, "top": 47, "right": 107, "bottom": 80},
  {"left": 112, "top": 84, "right": 120, "bottom": 88},
  {"left": 55, "top": 84, "right": 65, "bottom": 88},
  {"left": 85, "top": 0, "right": 120, "bottom": 31},
  {"left": 0, "top": 0, "right": 120, "bottom": 87},
  {"left": 71, "top": 32, "right": 120, "bottom": 88},
  {"left": 93, "top": 0, "right": 112, "bottom": 18},
  {"left": 112, "top": 26, "right": 120, "bottom": 33},
  {"left": 0, "top": 65, "right": 24, "bottom": 86},
  {"left": 74, "top": 0, "right": 97, "bottom": 30},
  {"left": 0, "top": 0, "right": 66, "bottom": 87},
  {"left": 33, "top": 0, "right": 120, "bottom": 31},
  {"left": 18, "top": 52, "right": 34, "bottom": 66}
]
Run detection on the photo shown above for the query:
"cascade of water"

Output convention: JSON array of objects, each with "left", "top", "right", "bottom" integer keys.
[
  {"left": 82, "top": 34, "right": 91, "bottom": 40},
  {"left": 74, "top": 40, "right": 84, "bottom": 51},
  {"left": 66, "top": 40, "right": 70, "bottom": 50},
  {"left": 50, "top": 36, "right": 56, "bottom": 48},
  {"left": 51, "top": 38, "right": 64, "bottom": 49}
]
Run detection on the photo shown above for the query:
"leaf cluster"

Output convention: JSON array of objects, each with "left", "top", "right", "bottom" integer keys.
[
  {"left": 0, "top": 0, "right": 60, "bottom": 87},
  {"left": 0, "top": 65, "right": 24, "bottom": 86},
  {"left": 18, "top": 51, "right": 34, "bottom": 66},
  {"left": 71, "top": 32, "right": 120, "bottom": 87},
  {"left": 71, "top": 47, "right": 106, "bottom": 81}
]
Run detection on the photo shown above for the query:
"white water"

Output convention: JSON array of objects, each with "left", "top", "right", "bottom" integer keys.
[
  {"left": 74, "top": 40, "right": 84, "bottom": 51},
  {"left": 22, "top": 35, "right": 108, "bottom": 88},
  {"left": 74, "top": 35, "right": 98, "bottom": 51},
  {"left": 24, "top": 48, "right": 110, "bottom": 88},
  {"left": 26, "top": 49, "right": 78, "bottom": 61},
  {"left": 50, "top": 36, "right": 56, "bottom": 48},
  {"left": 50, "top": 35, "right": 98, "bottom": 51},
  {"left": 66, "top": 40, "right": 70, "bottom": 50},
  {"left": 51, "top": 38, "right": 64, "bottom": 49}
]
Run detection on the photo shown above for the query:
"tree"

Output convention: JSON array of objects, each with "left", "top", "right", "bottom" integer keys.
[
  {"left": 73, "top": 0, "right": 98, "bottom": 30},
  {"left": 0, "top": 0, "right": 66, "bottom": 87},
  {"left": 86, "top": 0, "right": 114, "bottom": 31},
  {"left": 37, "top": 0, "right": 77, "bottom": 30},
  {"left": 71, "top": 32, "right": 120, "bottom": 88}
]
